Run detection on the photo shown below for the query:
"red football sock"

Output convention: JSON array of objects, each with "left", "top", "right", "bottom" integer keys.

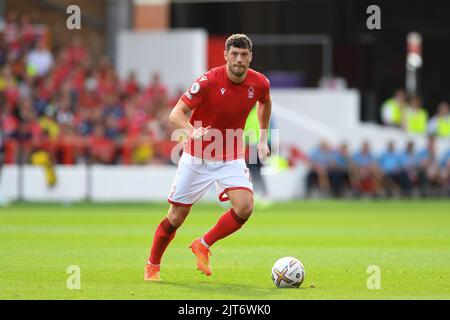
[
  {"left": 148, "top": 218, "right": 178, "bottom": 265},
  {"left": 202, "top": 208, "right": 247, "bottom": 247}
]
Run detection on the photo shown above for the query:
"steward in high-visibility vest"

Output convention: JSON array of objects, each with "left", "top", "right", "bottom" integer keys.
[
  {"left": 428, "top": 102, "right": 450, "bottom": 138},
  {"left": 381, "top": 90, "right": 407, "bottom": 126},
  {"left": 437, "top": 116, "right": 450, "bottom": 137},
  {"left": 405, "top": 96, "right": 428, "bottom": 134}
]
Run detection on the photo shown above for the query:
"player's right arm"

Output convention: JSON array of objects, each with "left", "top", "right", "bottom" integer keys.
[
  {"left": 170, "top": 99, "right": 210, "bottom": 139},
  {"left": 170, "top": 73, "right": 211, "bottom": 139}
]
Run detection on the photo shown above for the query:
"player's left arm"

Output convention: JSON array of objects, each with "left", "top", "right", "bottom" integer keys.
[{"left": 257, "top": 93, "right": 272, "bottom": 161}]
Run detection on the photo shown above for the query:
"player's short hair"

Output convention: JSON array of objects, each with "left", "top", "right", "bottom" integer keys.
[{"left": 225, "top": 34, "right": 252, "bottom": 52}]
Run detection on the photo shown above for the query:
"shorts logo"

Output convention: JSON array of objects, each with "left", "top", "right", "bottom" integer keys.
[
  {"left": 169, "top": 185, "right": 176, "bottom": 198},
  {"left": 248, "top": 85, "right": 254, "bottom": 99},
  {"left": 220, "top": 88, "right": 226, "bottom": 95},
  {"left": 190, "top": 82, "right": 200, "bottom": 94}
]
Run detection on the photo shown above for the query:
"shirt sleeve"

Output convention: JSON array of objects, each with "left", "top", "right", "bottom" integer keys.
[
  {"left": 258, "top": 74, "right": 271, "bottom": 104},
  {"left": 180, "top": 73, "right": 210, "bottom": 110}
]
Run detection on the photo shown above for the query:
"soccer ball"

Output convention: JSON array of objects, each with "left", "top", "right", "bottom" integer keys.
[{"left": 271, "top": 257, "right": 305, "bottom": 288}]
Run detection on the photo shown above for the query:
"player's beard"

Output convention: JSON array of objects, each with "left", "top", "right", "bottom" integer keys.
[{"left": 229, "top": 63, "right": 247, "bottom": 78}]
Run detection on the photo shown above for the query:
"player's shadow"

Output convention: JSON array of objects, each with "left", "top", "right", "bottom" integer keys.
[
  {"left": 155, "top": 280, "right": 312, "bottom": 298},
  {"left": 160, "top": 281, "right": 272, "bottom": 298}
]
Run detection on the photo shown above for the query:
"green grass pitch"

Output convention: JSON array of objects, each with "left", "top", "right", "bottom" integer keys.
[{"left": 1, "top": 200, "right": 449, "bottom": 300}]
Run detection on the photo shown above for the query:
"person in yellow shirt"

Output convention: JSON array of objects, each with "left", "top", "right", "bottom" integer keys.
[
  {"left": 427, "top": 102, "right": 450, "bottom": 138},
  {"left": 404, "top": 95, "right": 428, "bottom": 134},
  {"left": 381, "top": 89, "right": 407, "bottom": 127},
  {"left": 39, "top": 106, "right": 60, "bottom": 140}
]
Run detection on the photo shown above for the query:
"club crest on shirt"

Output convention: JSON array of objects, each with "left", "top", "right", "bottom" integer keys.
[{"left": 248, "top": 85, "right": 254, "bottom": 99}]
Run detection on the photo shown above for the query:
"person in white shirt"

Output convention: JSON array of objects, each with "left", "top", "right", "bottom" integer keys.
[{"left": 26, "top": 39, "right": 54, "bottom": 77}]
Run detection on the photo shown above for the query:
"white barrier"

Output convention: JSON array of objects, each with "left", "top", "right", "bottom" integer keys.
[
  {"left": 91, "top": 165, "right": 176, "bottom": 201},
  {"left": 0, "top": 165, "right": 306, "bottom": 202}
]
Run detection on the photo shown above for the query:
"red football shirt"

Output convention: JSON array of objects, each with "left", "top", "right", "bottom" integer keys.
[{"left": 180, "top": 65, "right": 270, "bottom": 161}]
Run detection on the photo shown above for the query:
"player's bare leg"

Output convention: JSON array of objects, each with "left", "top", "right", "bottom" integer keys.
[
  {"left": 145, "top": 204, "right": 191, "bottom": 281},
  {"left": 191, "top": 189, "right": 254, "bottom": 276}
]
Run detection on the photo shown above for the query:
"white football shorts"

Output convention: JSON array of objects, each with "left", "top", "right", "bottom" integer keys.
[{"left": 168, "top": 152, "right": 253, "bottom": 206}]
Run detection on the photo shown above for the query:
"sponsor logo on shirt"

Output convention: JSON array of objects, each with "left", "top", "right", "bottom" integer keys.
[{"left": 190, "top": 82, "right": 200, "bottom": 94}]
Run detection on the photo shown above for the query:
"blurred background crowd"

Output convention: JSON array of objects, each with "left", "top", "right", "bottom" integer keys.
[
  {"left": 0, "top": 2, "right": 449, "bottom": 199},
  {"left": 0, "top": 11, "right": 180, "bottom": 167},
  {"left": 306, "top": 136, "right": 450, "bottom": 198},
  {"left": 380, "top": 89, "right": 449, "bottom": 137}
]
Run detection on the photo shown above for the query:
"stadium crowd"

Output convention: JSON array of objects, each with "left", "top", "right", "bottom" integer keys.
[
  {"left": 0, "top": 13, "right": 179, "bottom": 166},
  {"left": 305, "top": 136, "right": 450, "bottom": 198}
]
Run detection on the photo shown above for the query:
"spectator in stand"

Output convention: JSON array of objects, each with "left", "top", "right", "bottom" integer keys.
[
  {"left": 26, "top": 38, "right": 53, "bottom": 78},
  {"left": 145, "top": 72, "right": 168, "bottom": 104},
  {"left": 1, "top": 107, "right": 19, "bottom": 139},
  {"left": 67, "top": 62, "right": 87, "bottom": 96},
  {"left": 3, "top": 10, "right": 21, "bottom": 59},
  {"left": 18, "top": 102, "right": 45, "bottom": 163},
  {"left": 50, "top": 49, "right": 71, "bottom": 89},
  {"left": 104, "top": 115, "right": 122, "bottom": 140},
  {"left": 38, "top": 105, "right": 60, "bottom": 141},
  {"left": 404, "top": 95, "right": 428, "bottom": 135},
  {"left": 0, "top": 35, "right": 9, "bottom": 67},
  {"left": 352, "top": 141, "right": 380, "bottom": 196},
  {"left": 36, "top": 76, "right": 54, "bottom": 104},
  {"left": 381, "top": 89, "right": 407, "bottom": 128},
  {"left": 398, "top": 141, "right": 417, "bottom": 196},
  {"left": 328, "top": 143, "right": 351, "bottom": 198},
  {"left": 18, "top": 12, "right": 37, "bottom": 51},
  {"left": 428, "top": 101, "right": 450, "bottom": 138},
  {"left": 441, "top": 149, "right": 450, "bottom": 194},
  {"left": 88, "top": 123, "right": 117, "bottom": 164},
  {"left": 3, "top": 66, "right": 20, "bottom": 111},
  {"left": 378, "top": 141, "right": 403, "bottom": 197},
  {"left": 65, "top": 35, "right": 87, "bottom": 67},
  {"left": 57, "top": 123, "right": 83, "bottom": 165},
  {"left": 122, "top": 71, "right": 140, "bottom": 97},
  {"left": 132, "top": 125, "right": 155, "bottom": 165},
  {"left": 55, "top": 96, "right": 75, "bottom": 126},
  {"left": 305, "top": 140, "right": 333, "bottom": 197},
  {"left": 416, "top": 136, "right": 441, "bottom": 196},
  {"left": 102, "top": 93, "right": 124, "bottom": 122},
  {"left": 79, "top": 76, "right": 102, "bottom": 109}
]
